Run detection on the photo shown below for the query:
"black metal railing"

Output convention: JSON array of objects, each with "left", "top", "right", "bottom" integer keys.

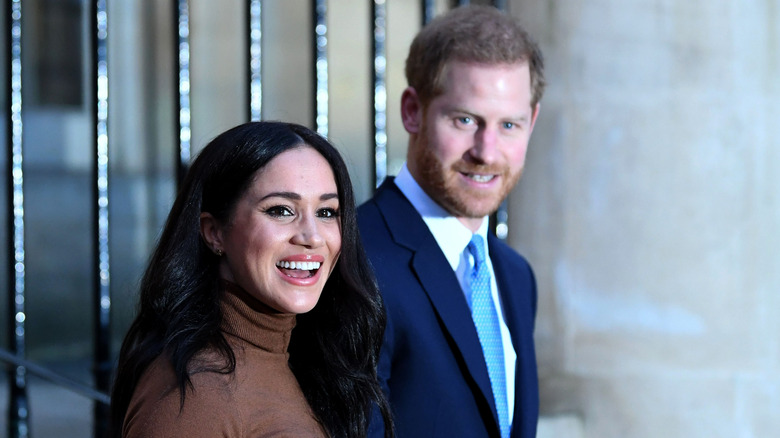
[
  {"left": 90, "top": 0, "right": 112, "bottom": 434},
  {"left": 371, "top": 0, "right": 388, "bottom": 188},
  {"left": 247, "top": 0, "right": 262, "bottom": 122},
  {"left": 5, "top": 0, "right": 28, "bottom": 437}
]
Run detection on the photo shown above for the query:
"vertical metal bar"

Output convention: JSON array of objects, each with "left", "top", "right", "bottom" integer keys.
[
  {"left": 6, "top": 0, "right": 28, "bottom": 437},
  {"left": 247, "top": 0, "right": 262, "bottom": 121},
  {"left": 312, "top": 0, "right": 328, "bottom": 136},
  {"left": 371, "top": 0, "right": 387, "bottom": 188},
  {"left": 493, "top": 0, "right": 508, "bottom": 240},
  {"left": 92, "top": 0, "right": 111, "bottom": 435},
  {"left": 493, "top": 203, "right": 508, "bottom": 240},
  {"left": 421, "top": 0, "right": 435, "bottom": 25},
  {"left": 175, "top": 0, "right": 191, "bottom": 184}
]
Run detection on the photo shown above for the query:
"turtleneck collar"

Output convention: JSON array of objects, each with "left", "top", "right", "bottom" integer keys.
[{"left": 219, "top": 280, "right": 297, "bottom": 354}]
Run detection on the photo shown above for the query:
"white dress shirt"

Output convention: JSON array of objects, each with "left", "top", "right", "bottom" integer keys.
[{"left": 393, "top": 164, "right": 516, "bottom": 422}]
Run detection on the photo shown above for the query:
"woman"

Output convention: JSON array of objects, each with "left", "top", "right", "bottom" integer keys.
[{"left": 110, "top": 121, "right": 393, "bottom": 437}]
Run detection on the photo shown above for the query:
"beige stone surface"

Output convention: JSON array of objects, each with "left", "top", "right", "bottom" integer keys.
[
  {"left": 538, "top": 414, "right": 584, "bottom": 438},
  {"left": 510, "top": 0, "right": 780, "bottom": 436},
  {"left": 190, "top": 0, "right": 248, "bottom": 146}
]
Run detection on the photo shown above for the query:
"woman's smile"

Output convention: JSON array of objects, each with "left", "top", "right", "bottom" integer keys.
[{"left": 275, "top": 255, "right": 325, "bottom": 281}]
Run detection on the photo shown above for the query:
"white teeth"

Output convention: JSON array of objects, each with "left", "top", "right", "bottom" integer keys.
[
  {"left": 469, "top": 174, "right": 493, "bottom": 183},
  {"left": 276, "top": 261, "right": 321, "bottom": 270}
]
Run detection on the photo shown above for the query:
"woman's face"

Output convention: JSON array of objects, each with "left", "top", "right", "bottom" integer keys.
[{"left": 202, "top": 146, "right": 342, "bottom": 314}]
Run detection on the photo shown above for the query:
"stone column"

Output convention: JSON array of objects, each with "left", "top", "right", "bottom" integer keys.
[{"left": 508, "top": 1, "right": 780, "bottom": 436}]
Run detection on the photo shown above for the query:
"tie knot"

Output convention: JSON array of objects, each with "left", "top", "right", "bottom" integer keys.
[{"left": 468, "top": 234, "right": 487, "bottom": 266}]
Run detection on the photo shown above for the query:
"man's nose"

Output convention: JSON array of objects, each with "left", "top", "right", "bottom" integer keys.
[{"left": 467, "top": 125, "right": 499, "bottom": 164}]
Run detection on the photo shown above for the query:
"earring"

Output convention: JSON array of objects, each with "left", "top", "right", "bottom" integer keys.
[{"left": 215, "top": 249, "right": 223, "bottom": 256}]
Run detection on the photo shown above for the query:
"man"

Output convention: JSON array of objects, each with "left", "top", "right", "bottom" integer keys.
[{"left": 358, "top": 5, "right": 545, "bottom": 438}]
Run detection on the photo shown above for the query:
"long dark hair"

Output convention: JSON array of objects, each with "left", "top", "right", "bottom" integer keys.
[{"left": 110, "top": 121, "right": 393, "bottom": 437}]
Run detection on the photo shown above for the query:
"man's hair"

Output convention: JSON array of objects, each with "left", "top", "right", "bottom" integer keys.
[{"left": 405, "top": 5, "right": 545, "bottom": 109}]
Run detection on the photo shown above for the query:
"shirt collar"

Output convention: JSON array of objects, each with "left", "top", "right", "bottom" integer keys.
[{"left": 394, "top": 163, "right": 490, "bottom": 270}]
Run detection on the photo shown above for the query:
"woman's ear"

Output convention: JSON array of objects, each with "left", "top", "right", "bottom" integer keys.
[
  {"left": 200, "top": 212, "right": 224, "bottom": 255},
  {"left": 400, "top": 87, "right": 423, "bottom": 134}
]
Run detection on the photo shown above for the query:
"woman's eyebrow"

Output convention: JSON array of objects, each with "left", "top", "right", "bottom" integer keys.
[
  {"left": 260, "top": 191, "right": 300, "bottom": 201},
  {"left": 260, "top": 191, "right": 339, "bottom": 201}
]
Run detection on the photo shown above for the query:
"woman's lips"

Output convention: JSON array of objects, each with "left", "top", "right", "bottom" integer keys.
[{"left": 275, "top": 256, "right": 325, "bottom": 283}]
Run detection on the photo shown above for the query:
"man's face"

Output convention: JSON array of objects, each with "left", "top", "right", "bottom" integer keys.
[{"left": 404, "top": 61, "right": 539, "bottom": 230}]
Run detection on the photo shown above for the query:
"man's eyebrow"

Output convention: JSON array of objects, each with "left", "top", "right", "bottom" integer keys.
[
  {"left": 446, "top": 107, "right": 530, "bottom": 123},
  {"left": 509, "top": 115, "right": 531, "bottom": 123},
  {"left": 445, "top": 105, "right": 475, "bottom": 115}
]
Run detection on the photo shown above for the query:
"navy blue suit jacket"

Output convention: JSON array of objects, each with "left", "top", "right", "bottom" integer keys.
[{"left": 358, "top": 179, "right": 539, "bottom": 438}]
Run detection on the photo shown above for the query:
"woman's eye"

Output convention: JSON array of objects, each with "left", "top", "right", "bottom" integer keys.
[
  {"left": 317, "top": 208, "right": 340, "bottom": 219},
  {"left": 265, "top": 206, "right": 294, "bottom": 217}
]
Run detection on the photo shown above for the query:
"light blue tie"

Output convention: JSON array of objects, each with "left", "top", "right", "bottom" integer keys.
[{"left": 468, "top": 235, "right": 509, "bottom": 438}]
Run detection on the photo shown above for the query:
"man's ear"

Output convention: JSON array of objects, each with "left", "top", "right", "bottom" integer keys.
[
  {"left": 400, "top": 87, "right": 423, "bottom": 134},
  {"left": 200, "top": 212, "right": 223, "bottom": 255}
]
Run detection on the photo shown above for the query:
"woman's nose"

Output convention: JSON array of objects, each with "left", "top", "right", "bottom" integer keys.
[{"left": 291, "top": 215, "right": 325, "bottom": 248}]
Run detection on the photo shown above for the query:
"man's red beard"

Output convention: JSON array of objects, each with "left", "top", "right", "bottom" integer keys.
[{"left": 409, "top": 128, "right": 522, "bottom": 219}]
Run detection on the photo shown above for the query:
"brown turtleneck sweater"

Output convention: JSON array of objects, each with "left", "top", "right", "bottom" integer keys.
[{"left": 122, "top": 282, "right": 328, "bottom": 437}]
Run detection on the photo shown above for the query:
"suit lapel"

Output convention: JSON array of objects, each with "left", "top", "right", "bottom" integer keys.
[
  {"left": 489, "top": 234, "right": 535, "bottom": 435},
  {"left": 373, "top": 181, "right": 498, "bottom": 419},
  {"left": 489, "top": 235, "right": 526, "bottom": 344}
]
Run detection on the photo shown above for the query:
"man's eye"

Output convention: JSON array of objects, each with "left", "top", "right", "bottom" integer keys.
[
  {"left": 502, "top": 121, "right": 515, "bottom": 129},
  {"left": 456, "top": 116, "right": 473, "bottom": 125},
  {"left": 265, "top": 206, "right": 294, "bottom": 217},
  {"left": 317, "top": 208, "right": 340, "bottom": 219}
]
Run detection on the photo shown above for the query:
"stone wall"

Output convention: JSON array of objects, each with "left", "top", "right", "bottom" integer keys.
[{"left": 509, "top": 1, "right": 780, "bottom": 436}]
